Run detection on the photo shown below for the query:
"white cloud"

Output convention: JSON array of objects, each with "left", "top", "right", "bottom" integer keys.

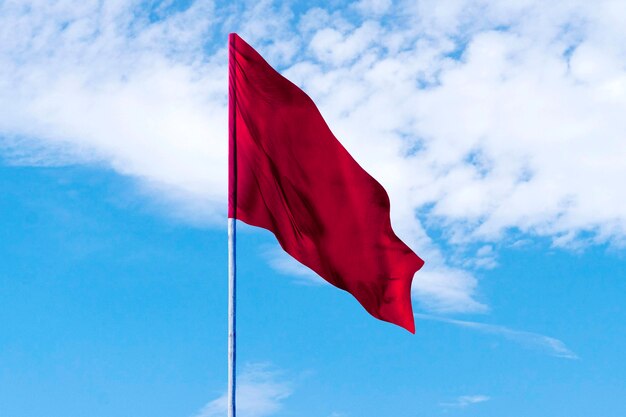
[
  {"left": 2, "top": 0, "right": 626, "bottom": 315},
  {"left": 309, "top": 21, "right": 382, "bottom": 65},
  {"left": 0, "top": 0, "right": 228, "bottom": 221},
  {"left": 194, "top": 363, "right": 292, "bottom": 417},
  {"left": 440, "top": 394, "right": 491, "bottom": 408},
  {"left": 411, "top": 266, "right": 486, "bottom": 313},
  {"left": 353, "top": 0, "right": 392, "bottom": 16},
  {"left": 415, "top": 313, "right": 578, "bottom": 359}
]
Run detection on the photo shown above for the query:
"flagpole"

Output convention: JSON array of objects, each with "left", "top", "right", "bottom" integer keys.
[
  {"left": 227, "top": 32, "right": 237, "bottom": 417},
  {"left": 227, "top": 217, "right": 236, "bottom": 417}
]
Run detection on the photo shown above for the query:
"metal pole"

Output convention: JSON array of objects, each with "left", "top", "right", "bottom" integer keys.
[
  {"left": 227, "top": 217, "right": 236, "bottom": 417},
  {"left": 227, "top": 32, "right": 237, "bottom": 417}
]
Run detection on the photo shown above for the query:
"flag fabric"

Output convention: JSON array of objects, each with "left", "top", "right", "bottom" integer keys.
[{"left": 228, "top": 33, "right": 424, "bottom": 333}]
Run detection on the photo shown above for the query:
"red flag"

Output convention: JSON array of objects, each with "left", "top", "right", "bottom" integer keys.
[{"left": 228, "top": 33, "right": 424, "bottom": 333}]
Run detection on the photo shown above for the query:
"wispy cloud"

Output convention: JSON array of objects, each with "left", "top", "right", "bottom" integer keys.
[
  {"left": 440, "top": 394, "right": 491, "bottom": 408},
  {"left": 194, "top": 363, "right": 292, "bottom": 417},
  {"left": 415, "top": 313, "right": 578, "bottom": 359}
]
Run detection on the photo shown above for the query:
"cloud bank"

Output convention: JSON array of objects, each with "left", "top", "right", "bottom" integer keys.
[{"left": 2, "top": 0, "right": 626, "bottom": 313}]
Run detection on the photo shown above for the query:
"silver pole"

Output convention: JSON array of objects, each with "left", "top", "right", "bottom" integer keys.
[{"left": 227, "top": 217, "right": 236, "bottom": 417}]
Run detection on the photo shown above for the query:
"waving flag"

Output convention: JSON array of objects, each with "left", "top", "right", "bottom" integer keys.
[{"left": 228, "top": 33, "right": 424, "bottom": 333}]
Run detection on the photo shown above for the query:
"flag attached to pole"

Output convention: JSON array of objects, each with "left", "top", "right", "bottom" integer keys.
[{"left": 228, "top": 33, "right": 424, "bottom": 333}]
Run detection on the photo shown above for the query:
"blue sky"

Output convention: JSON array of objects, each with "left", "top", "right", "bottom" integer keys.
[{"left": 1, "top": 1, "right": 626, "bottom": 416}]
